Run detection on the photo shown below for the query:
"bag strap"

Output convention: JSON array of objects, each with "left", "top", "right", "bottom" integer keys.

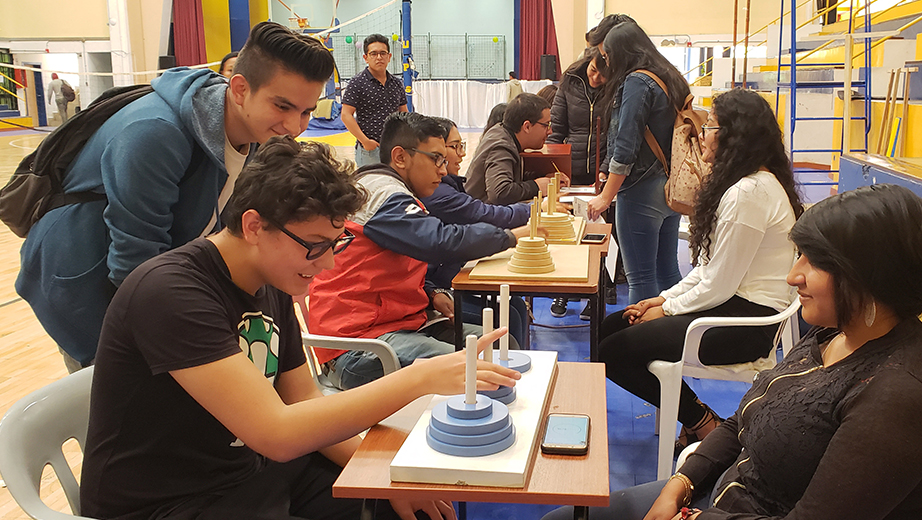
[{"left": 634, "top": 70, "right": 670, "bottom": 171}]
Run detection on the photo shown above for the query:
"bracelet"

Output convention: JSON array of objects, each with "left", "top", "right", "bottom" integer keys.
[
  {"left": 680, "top": 507, "right": 701, "bottom": 519},
  {"left": 669, "top": 472, "right": 694, "bottom": 507}
]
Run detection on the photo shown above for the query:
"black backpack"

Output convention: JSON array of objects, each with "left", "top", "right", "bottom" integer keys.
[{"left": 0, "top": 84, "right": 202, "bottom": 238}]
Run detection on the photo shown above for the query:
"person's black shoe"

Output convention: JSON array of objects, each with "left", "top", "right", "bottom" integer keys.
[
  {"left": 604, "top": 286, "right": 618, "bottom": 305},
  {"left": 579, "top": 302, "right": 592, "bottom": 321},
  {"left": 549, "top": 297, "right": 568, "bottom": 317}
]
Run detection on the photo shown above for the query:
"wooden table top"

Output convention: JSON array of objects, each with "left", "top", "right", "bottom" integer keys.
[
  {"left": 332, "top": 362, "right": 610, "bottom": 507},
  {"left": 451, "top": 223, "right": 612, "bottom": 295}
]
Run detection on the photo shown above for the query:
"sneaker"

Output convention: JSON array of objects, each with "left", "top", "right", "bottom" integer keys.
[
  {"left": 579, "top": 302, "right": 592, "bottom": 321},
  {"left": 549, "top": 297, "right": 568, "bottom": 317},
  {"left": 604, "top": 286, "right": 618, "bottom": 305}
]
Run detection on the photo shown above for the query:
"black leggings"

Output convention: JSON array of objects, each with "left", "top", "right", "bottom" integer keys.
[{"left": 599, "top": 295, "right": 777, "bottom": 427}]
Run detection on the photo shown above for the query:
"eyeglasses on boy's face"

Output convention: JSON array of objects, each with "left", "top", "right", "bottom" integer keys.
[
  {"left": 409, "top": 147, "right": 449, "bottom": 168},
  {"left": 366, "top": 51, "right": 391, "bottom": 59},
  {"left": 265, "top": 217, "right": 355, "bottom": 260}
]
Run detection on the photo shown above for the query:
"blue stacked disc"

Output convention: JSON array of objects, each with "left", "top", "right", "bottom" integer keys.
[
  {"left": 426, "top": 394, "right": 516, "bottom": 457},
  {"left": 497, "top": 351, "right": 532, "bottom": 373},
  {"left": 479, "top": 384, "right": 516, "bottom": 405}
]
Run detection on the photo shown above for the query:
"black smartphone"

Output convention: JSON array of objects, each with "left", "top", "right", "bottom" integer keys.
[
  {"left": 581, "top": 233, "right": 607, "bottom": 244},
  {"left": 541, "top": 413, "right": 590, "bottom": 455}
]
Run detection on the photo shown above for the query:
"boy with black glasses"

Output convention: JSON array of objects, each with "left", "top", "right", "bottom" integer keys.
[{"left": 81, "top": 135, "right": 520, "bottom": 520}]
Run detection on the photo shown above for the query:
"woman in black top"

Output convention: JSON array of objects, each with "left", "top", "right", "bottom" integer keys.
[
  {"left": 543, "top": 183, "right": 922, "bottom": 520},
  {"left": 547, "top": 47, "right": 608, "bottom": 186}
]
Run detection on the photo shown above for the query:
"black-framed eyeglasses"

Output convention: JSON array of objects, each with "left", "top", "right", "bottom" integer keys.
[
  {"left": 535, "top": 121, "right": 552, "bottom": 130},
  {"left": 447, "top": 141, "right": 467, "bottom": 154},
  {"left": 266, "top": 218, "right": 355, "bottom": 260},
  {"left": 701, "top": 124, "right": 721, "bottom": 132},
  {"left": 366, "top": 51, "right": 391, "bottom": 58},
  {"left": 409, "top": 147, "right": 449, "bottom": 168}
]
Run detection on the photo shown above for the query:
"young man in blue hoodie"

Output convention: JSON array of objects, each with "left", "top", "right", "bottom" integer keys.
[{"left": 16, "top": 22, "right": 334, "bottom": 372}]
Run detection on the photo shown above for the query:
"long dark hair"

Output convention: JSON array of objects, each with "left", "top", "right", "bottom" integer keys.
[
  {"left": 596, "top": 21, "right": 691, "bottom": 134},
  {"left": 561, "top": 47, "right": 606, "bottom": 92},
  {"left": 790, "top": 184, "right": 922, "bottom": 326},
  {"left": 688, "top": 89, "right": 804, "bottom": 265}
]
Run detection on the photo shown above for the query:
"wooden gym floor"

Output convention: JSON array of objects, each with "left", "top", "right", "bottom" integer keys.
[{"left": 0, "top": 130, "right": 74, "bottom": 517}]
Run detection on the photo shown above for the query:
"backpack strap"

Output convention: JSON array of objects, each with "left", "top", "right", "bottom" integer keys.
[
  {"left": 634, "top": 69, "right": 669, "bottom": 97},
  {"left": 634, "top": 70, "right": 671, "bottom": 172}
]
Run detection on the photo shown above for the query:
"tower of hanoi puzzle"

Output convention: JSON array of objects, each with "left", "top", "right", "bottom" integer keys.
[
  {"left": 425, "top": 289, "right": 530, "bottom": 457},
  {"left": 508, "top": 197, "right": 555, "bottom": 274},
  {"left": 539, "top": 173, "right": 577, "bottom": 242}
]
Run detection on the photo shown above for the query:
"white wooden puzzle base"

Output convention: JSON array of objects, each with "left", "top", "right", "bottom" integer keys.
[{"left": 390, "top": 350, "right": 559, "bottom": 488}]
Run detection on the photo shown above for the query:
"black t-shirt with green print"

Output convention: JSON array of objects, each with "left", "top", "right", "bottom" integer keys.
[{"left": 81, "top": 238, "right": 305, "bottom": 520}]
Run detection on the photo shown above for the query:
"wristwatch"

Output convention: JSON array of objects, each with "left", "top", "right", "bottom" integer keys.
[{"left": 431, "top": 288, "right": 454, "bottom": 301}]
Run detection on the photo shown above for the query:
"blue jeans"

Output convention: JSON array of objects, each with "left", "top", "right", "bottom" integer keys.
[
  {"left": 615, "top": 174, "right": 682, "bottom": 304},
  {"left": 354, "top": 143, "right": 381, "bottom": 168},
  {"left": 541, "top": 478, "right": 714, "bottom": 520},
  {"left": 460, "top": 293, "right": 528, "bottom": 347},
  {"left": 330, "top": 322, "right": 483, "bottom": 390}
]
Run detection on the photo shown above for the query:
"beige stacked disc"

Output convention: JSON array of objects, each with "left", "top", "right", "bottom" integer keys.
[
  {"left": 539, "top": 211, "right": 576, "bottom": 241},
  {"left": 508, "top": 237, "right": 555, "bottom": 274},
  {"left": 540, "top": 174, "right": 576, "bottom": 241}
]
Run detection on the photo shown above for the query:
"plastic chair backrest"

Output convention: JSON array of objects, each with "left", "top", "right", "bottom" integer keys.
[{"left": 0, "top": 366, "right": 96, "bottom": 519}]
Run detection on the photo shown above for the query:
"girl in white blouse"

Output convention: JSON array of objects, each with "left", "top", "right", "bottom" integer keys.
[{"left": 599, "top": 88, "right": 805, "bottom": 452}]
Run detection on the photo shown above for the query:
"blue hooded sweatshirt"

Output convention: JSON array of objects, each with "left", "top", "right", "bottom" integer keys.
[{"left": 16, "top": 68, "right": 235, "bottom": 363}]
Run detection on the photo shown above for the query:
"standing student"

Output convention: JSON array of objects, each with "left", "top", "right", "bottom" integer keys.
[
  {"left": 341, "top": 33, "right": 408, "bottom": 168},
  {"left": 80, "top": 135, "right": 520, "bottom": 520},
  {"left": 45, "top": 72, "right": 71, "bottom": 123},
  {"left": 16, "top": 22, "right": 334, "bottom": 372},
  {"left": 587, "top": 20, "right": 688, "bottom": 304},
  {"left": 547, "top": 47, "right": 610, "bottom": 320}
]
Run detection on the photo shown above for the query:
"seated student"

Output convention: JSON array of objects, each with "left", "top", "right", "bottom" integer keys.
[
  {"left": 421, "top": 117, "right": 530, "bottom": 346},
  {"left": 484, "top": 102, "right": 507, "bottom": 136},
  {"left": 598, "top": 89, "right": 804, "bottom": 452},
  {"left": 80, "top": 135, "right": 521, "bottom": 520},
  {"left": 545, "top": 183, "right": 922, "bottom": 520},
  {"left": 309, "top": 112, "right": 529, "bottom": 390},
  {"left": 466, "top": 93, "right": 568, "bottom": 205}
]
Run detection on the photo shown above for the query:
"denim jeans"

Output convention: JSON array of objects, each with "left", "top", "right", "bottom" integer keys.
[
  {"left": 615, "top": 173, "right": 682, "bottom": 304},
  {"left": 460, "top": 293, "right": 528, "bottom": 347},
  {"left": 541, "top": 478, "right": 714, "bottom": 520},
  {"left": 329, "top": 322, "right": 483, "bottom": 390},
  {"left": 354, "top": 143, "right": 380, "bottom": 168}
]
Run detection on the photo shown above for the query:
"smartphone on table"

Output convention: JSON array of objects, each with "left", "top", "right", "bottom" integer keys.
[
  {"left": 541, "top": 413, "right": 590, "bottom": 455},
  {"left": 581, "top": 233, "right": 607, "bottom": 244}
]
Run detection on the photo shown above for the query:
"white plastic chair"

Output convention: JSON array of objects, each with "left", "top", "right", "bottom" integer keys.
[
  {"left": 292, "top": 294, "right": 400, "bottom": 395},
  {"left": 676, "top": 441, "right": 702, "bottom": 471},
  {"left": 648, "top": 299, "right": 801, "bottom": 480},
  {"left": 0, "top": 366, "right": 96, "bottom": 519}
]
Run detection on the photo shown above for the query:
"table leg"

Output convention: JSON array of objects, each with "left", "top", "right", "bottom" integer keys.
[
  {"left": 360, "top": 499, "right": 373, "bottom": 520},
  {"left": 589, "top": 291, "right": 600, "bottom": 362},
  {"left": 573, "top": 505, "right": 590, "bottom": 520},
  {"left": 454, "top": 291, "right": 465, "bottom": 352}
]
